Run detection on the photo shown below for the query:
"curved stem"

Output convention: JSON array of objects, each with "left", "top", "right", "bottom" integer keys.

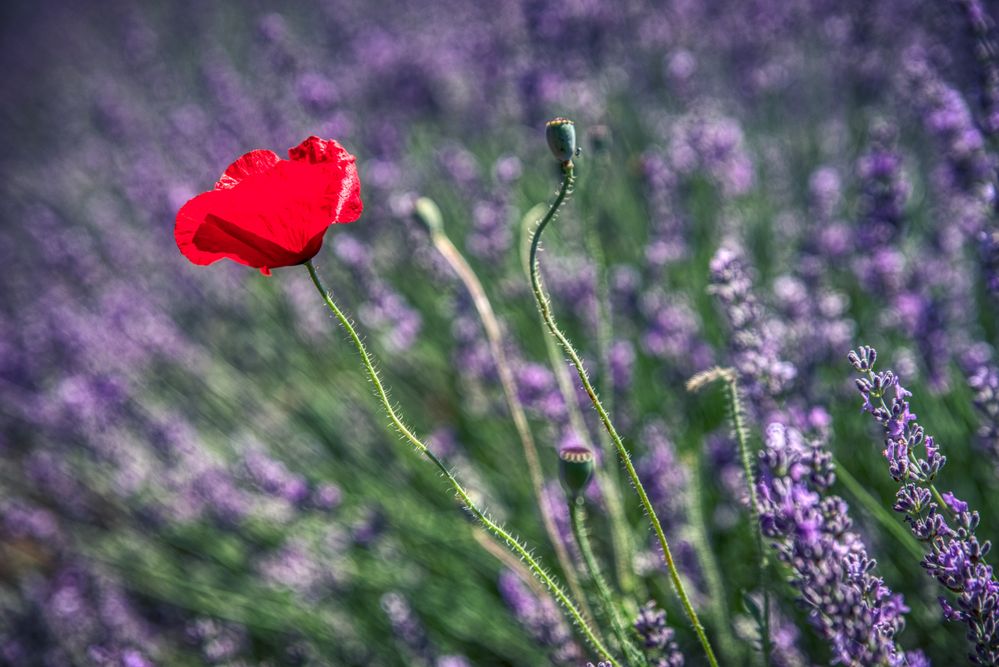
[
  {"left": 519, "top": 210, "right": 637, "bottom": 600},
  {"left": 571, "top": 498, "right": 646, "bottom": 666},
  {"left": 427, "top": 226, "right": 595, "bottom": 624},
  {"left": 305, "top": 260, "right": 618, "bottom": 665},
  {"left": 581, "top": 198, "right": 638, "bottom": 597},
  {"left": 527, "top": 166, "right": 719, "bottom": 667}
]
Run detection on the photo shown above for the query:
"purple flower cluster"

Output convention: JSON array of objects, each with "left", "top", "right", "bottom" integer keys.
[
  {"left": 756, "top": 422, "right": 921, "bottom": 666},
  {"left": 956, "top": 0, "right": 999, "bottom": 138},
  {"left": 967, "top": 361, "right": 999, "bottom": 471},
  {"left": 498, "top": 570, "right": 581, "bottom": 665},
  {"left": 850, "top": 345, "right": 999, "bottom": 664},
  {"left": 666, "top": 110, "right": 755, "bottom": 197},
  {"left": 633, "top": 600, "right": 685, "bottom": 667},
  {"left": 709, "top": 243, "right": 796, "bottom": 407}
]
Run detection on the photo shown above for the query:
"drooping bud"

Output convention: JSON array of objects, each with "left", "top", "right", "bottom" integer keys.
[
  {"left": 412, "top": 196, "right": 443, "bottom": 234},
  {"left": 545, "top": 117, "right": 576, "bottom": 165},
  {"left": 558, "top": 443, "right": 594, "bottom": 499}
]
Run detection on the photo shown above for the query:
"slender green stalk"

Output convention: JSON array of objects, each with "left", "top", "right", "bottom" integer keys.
[
  {"left": 305, "top": 260, "right": 618, "bottom": 665},
  {"left": 581, "top": 201, "right": 638, "bottom": 598},
  {"left": 831, "top": 456, "right": 926, "bottom": 561},
  {"left": 722, "top": 373, "right": 771, "bottom": 667},
  {"left": 570, "top": 498, "right": 645, "bottom": 666},
  {"left": 519, "top": 207, "right": 637, "bottom": 599},
  {"left": 425, "top": 223, "right": 594, "bottom": 623},
  {"left": 687, "top": 367, "right": 770, "bottom": 665},
  {"left": 527, "top": 165, "right": 719, "bottom": 667},
  {"left": 684, "top": 451, "right": 742, "bottom": 665}
]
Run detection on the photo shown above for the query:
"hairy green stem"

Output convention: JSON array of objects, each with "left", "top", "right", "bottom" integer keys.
[
  {"left": 426, "top": 224, "right": 595, "bottom": 624},
  {"left": 687, "top": 367, "right": 770, "bottom": 665},
  {"left": 570, "top": 498, "right": 645, "bottom": 666},
  {"left": 305, "top": 260, "right": 617, "bottom": 665},
  {"left": 519, "top": 207, "right": 637, "bottom": 600},
  {"left": 722, "top": 373, "right": 771, "bottom": 666},
  {"left": 684, "top": 451, "right": 741, "bottom": 665},
  {"left": 582, "top": 206, "right": 638, "bottom": 598},
  {"left": 527, "top": 165, "right": 719, "bottom": 667}
]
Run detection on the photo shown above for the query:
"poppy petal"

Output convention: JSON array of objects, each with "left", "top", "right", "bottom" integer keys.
[
  {"left": 289, "top": 137, "right": 363, "bottom": 224},
  {"left": 215, "top": 149, "right": 281, "bottom": 190},
  {"left": 175, "top": 137, "right": 363, "bottom": 274}
]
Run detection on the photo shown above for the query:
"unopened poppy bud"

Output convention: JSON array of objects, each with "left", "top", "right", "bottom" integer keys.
[
  {"left": 545, "top": 117, "right": 576, "bottom": 165},
  {"left": 412, "top": 196, "right": 443, "bottom": 234},
  {"left": 559, "top": 444, "right": 594, "bottom": 499}
]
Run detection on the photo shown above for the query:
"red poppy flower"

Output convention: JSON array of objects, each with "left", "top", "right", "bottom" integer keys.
[{"left": 175, "top": 136, "right": 362, "bottom": 275}]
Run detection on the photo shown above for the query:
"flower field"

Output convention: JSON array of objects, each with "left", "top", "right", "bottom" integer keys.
[{"left": 1, "top": 1, "right": 998, "bottom": 665}]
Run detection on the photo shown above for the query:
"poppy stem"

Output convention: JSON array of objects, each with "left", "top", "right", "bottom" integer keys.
[
  {"left": 304, "top": 260, "right": 619, "bottom": 666},
  {"left": 569, "top": 497, "right": 646, "bottom": 666},
  {"left": 423, "top": 219, "right": 598, "bottom": 627},
  {"left": 527, "top": 165, "right": 720, "bottom": 667}
]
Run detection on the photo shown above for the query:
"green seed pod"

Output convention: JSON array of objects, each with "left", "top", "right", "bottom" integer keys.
[
  {"left": 558, "top": 443, "right": 594, "bottom": 499},
  {"left": 545, "top": 117, "right": 576, "bottom": 164},
  {"left": 412, "top": 196, "right": 443, "bottom": 234}
]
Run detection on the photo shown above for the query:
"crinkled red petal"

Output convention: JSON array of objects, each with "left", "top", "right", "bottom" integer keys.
[
  {"left": 175, "top": 138, "right": 362, "bottom": 274},
  {"left": 215, "top": 149, "right": 281, "bottom": 190},
  {"left": 289, "top": 136, "right": 363, "bottom": 223}
]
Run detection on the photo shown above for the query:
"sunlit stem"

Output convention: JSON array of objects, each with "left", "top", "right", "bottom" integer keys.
[
  {"left": 527, "top": 165, "right": 719, "bottom": 667},
  {"left": 570, "top": 497, "right": 646, "bottom": 666},
  {"left": 684, "top": 450, "right": 742, "bottom": 665},
  {"left": 519, "top": 206, "right": 637, "bottom": 601},
  {"left": 304, "top": 260, "right": 618, "bottom": 665},
  {"left": 425, "top": 223, "right": 596, "bottom": 625},
  {"left": 687, "top": 367, "right": 770, "bottom": 665}
]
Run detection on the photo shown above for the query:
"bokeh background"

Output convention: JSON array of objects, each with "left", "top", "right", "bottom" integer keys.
[{"left": 1, "top": 0, "right": 998, "bottom": 665}]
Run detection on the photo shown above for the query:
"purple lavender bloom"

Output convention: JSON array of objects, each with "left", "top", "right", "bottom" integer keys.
[
  {"left": 381, "top": 592, "right": 435, "bottom": 665},
  {"left": 967, "top": 361, "right": 999, "bottom": 471},
  {"left": 608, "top": 338, "right": 636, "bottom": 392},
  {"left": 757, "top": 423, "right": 918, "bottom": 666},
  {"left": 640, "top": 288, "right": 714, "bottom": 376},
  {"left": 955, "top": 0, "right": 999, "bottom": 138},
  {"left": 639, "top": 152, "right": 688, "bottom": 270},
  {"left": 634, "top": 600, "right": 685, "bottom": 666},
  {"left": 708, "top": 242, "right": 796, "bottom": 407},
  {"left": 855, "top": 134, "right": 909, "bottom": 252},
  {"left": 498, "top": 570, "right": 581, "bottom": 665},
  {"left": 668, "top": 110, "right": 754, "bottom": 197},
  {"left": 850, "top": 346, "right": 999, "bottom": 664}
]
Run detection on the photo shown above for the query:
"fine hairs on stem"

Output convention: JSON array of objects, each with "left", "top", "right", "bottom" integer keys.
[
  {"left": 417, "top": 200, "right": 596, "bottom": 627},
  {"left": 569, "top": 497, "right": 645, "bottom": 666},
  {"left": 517, "top": 204, "right": 638, "bottom": 601},
  {"left": 304, "top": 260, "right": 619, "bottom": 666},
  {"left": 529, "top": 142, "right": 719, "bottom": 665},
  {"left": 687, "top": 366, "right": 772, "bottom": 665}
]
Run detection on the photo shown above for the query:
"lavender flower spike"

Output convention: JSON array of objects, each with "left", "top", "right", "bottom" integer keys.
[
  {"left": 757, "top": 422, "right": 920, "bottom": 666},
  {"left": 634, "top": 600, "right": 685, "bottom": 667},
  {"left": 849, "top": 346, "right": 999, "bottom": 665}
]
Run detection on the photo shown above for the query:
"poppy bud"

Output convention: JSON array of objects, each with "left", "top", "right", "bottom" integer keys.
[
  {"left": 413, "top": 196, "right": 443, "bottom": 234},
  {"left": 558, "top": 443, "right": 594, "bottom": 499},
  {"left": 545, "top": 117, "right": 576, "bottom": 165}
]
